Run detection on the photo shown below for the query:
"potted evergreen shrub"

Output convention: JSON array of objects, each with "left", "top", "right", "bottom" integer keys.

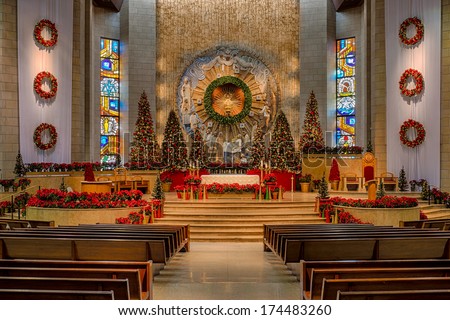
[{"left": 328, "top": 158, "right": 340, "bottom": 190}]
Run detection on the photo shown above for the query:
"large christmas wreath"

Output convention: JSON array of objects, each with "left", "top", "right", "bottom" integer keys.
[
  {"left": 204, "top": 76, "right": 252, "bottom": 125},
  {"left": 33, "top": 123, "right": 58, "bottom": 150},
  {"left": 34, "top": 19, "right": 58, "bottom": 48},
  {"left": 399, "top": 17, "right": 424, "bottom": 46},
  {"left": 34, "top": 71, "right": 58, "bottom": 99},
  {"left": 399, "top": 119, "right": 426, "bottom": 148},
  {"left": 399, "top": 68, "right": 424, "bottom": 97}
]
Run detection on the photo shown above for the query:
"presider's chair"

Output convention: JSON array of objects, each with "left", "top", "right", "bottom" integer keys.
[{"left": 362, "top": 152, "right": 376, "bottom": 187}]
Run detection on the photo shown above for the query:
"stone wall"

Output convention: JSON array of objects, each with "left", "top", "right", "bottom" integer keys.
[
  {"left": 442, "top": 0, "right": 450, "bottom": 190},
  {"left": 156, "top": 0, "right": 300, "bottom": 140},
  {"left": 0, "top": 0, "right": 19, "bottom": 179}
]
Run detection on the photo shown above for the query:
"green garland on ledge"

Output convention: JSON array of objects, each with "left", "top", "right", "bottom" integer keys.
[{"left": 203, "top": 76, "right": 252, "bottom": 125}]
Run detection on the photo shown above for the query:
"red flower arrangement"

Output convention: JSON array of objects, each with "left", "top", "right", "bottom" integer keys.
[
  {"left": 34, "top": 71, "right": 58, "bottom": 99},
  {"left": 33, "top": 123, "right": 58, "bottom": 150},
  {"left": 184, "top": 175, "right": 202, "bottom": 185},
  {"left": 263, "top": 173, "right": 277, "bottom": 184},
  {"left": 399, "top": 16, "right": 424, "bottom": 46},
  {"left": 27, "top": 189, "right": 147, "bottom": 209},
  {"left": 34, "top": 19, "right": 58, "bottom": 47},
  {"left": 399, "top": 119, "right": 426, "bottom": 148},
  {"left": 399, "top": 68, "right": 424, "bottom": 97},
  {"left": 206, "top": 182, "right": 259, "bottom": 194}
]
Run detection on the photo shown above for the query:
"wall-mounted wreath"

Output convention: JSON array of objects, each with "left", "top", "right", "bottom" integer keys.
[
  {"left": 399, "top": 68, "right": 424, "bottom": 97},
  {"left": 34, "top": 19, "right": 58, "bottom": 48},
  {"left": 34, "top": 71, "right": 58, "bottom": 99},
  {"left": 399, "top": 119, "right": 426, "bottom": 148},
  {"left": 33, "top": 123, "right": 58, "bottom": 150},
  {"left": 399, "top": 16, "right": 424, "bottom": 46},
  {"left": 203, "top": 76, "right": 252, "bottom": 125}
]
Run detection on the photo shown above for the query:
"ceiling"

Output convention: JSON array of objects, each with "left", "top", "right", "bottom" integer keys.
[{"left": 332, "top": 0, "right": 364, "bottom": 12}]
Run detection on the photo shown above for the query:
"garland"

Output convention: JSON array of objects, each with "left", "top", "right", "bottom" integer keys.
[
  {"left": 399, "top": 119, "right": 426, "bottom": 148},
  {"left": 33, "top": 123, "right": 58, "bottom": 150},
  {"left": 34, "top": 71, "right": 58, "bottom": 99},
  {"left": 399, "top": 68, "right": 423, "bottom": 97},
  {"left": 34, "top": 19, "right": 58, "bottom": 48},
  {"left": 399, "top": 16, "right": 424, "bottom": 46},
  {"left": 203, "top": 76, "right": 252, "bottom": 125}
]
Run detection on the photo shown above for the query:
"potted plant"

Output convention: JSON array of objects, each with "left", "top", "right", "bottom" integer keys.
[
  {"left": 263, "top": 173, "right": 277, "bottom": 185},
  {"left": 328, "top": 158, "right": 340, "bottom": 190},
  {"left": 271, "top": 185, "right": 285, "bottom": 200},
  {"left": 1, "top": 179, "right": 14, "bottom": 192},
  {"left": 298, "top": 174, "right": 312, "bottom": 192},
  {"left": 18, "top": 178, "right": 31, "bottom": 190},
  {"left": 174, "top": 185, "right": 185, "bottom": 199},
  {"left": 160, "top": 171, "right": 174, "bottom": 192},
  {"left": 161, "top": 176, "right": 173, "bottom": 192}
]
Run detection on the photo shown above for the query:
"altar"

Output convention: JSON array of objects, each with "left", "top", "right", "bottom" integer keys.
[{"left": 201, "top": 174, "right": 260, "bottom": 185}]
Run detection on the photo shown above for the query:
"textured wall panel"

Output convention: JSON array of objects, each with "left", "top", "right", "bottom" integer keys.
[{"left": 156, "top": 0, "right": 300, "bottom": 139}]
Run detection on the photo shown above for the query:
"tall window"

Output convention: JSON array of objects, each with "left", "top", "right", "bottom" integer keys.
[
  {"left": 100, "top": 38, "right": 120, "bottom": 164},
  {"left": 336, "top": 37, "right": 356, "bottom": 147}
]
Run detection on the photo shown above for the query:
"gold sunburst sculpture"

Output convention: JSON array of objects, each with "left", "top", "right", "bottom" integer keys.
[{"left": 211, "top": 83, "right": 245, "bottom": 117}]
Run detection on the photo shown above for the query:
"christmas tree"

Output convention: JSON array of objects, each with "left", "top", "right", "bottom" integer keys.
[
  {"left": 152, "top": 175, "right": 165, "bottom": 200},
  {"left": 161, "top": 110, "right": 189, "bottom": 170},
  {"left": 376, "top": 181, "right": 386, "bottom": 199},
  {"left": 398, "top": 166, "right": 408, "bottom": 191},
  {"left": 189, "top": 128, "right": 207, "bottom": 167},
  {"left": 248, "top": 124, "right": 266, "bottom": 168},
  {"left": 13, "top": 152, "right": 26, "bottom": 177},
  {"left": 129, "top": 91, "right": 160, "bottom": 167},
  {"left": 318, "top": 175, "right": 329, "bottom": 199},
  {"left": 366, "top": 140, "right": 373, "bottom": 153},
  {"left": 421, "top": 180, "right": 430, "bottom": 200},
  {"left": 268, "top": 110, "right": 297, "bottom": 170},
  {"left": 299, "top": 91, "right": 325, "bottom": 152}
]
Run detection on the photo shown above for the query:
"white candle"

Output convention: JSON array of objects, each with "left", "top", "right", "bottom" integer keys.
[{"left": 260, "top": 160, "right": 263, "bottom": 168}]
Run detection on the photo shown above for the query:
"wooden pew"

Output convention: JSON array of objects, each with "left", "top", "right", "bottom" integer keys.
[
  {"left": 321, "top": 277, "right": 450, "bottom": 300},
  {"left": 0, "top": 259, "right": 153, "bottom": 299},
  {"left": 308, "top": 267, "right": 450, "bottom": 300},
  {"left": 0, "top": 289, "right": 115, "bottom": 300},
  {"left": 0, "top": 237, "right": 166, "bottom": 266},
  {"left": 0, "top": 218, "right": 54, "bottom": 228},
  {"left": 337, "top": 289, "right": 450, "bottom": 300},
  {"left": 300, "top": 259, "right": 450, "bottom": 299},
  {"left": 0, "top": 276, "right": 131, "bottom": 300},
  {"left": 0, "top": 267, "right": 143, "bottom": 299},
  {"left": 400, "top": 218, "right": 450, "bottom": 229}
]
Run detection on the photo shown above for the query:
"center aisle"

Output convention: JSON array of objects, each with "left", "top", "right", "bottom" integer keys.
[{"left": 153, "top": 242, "right": 300, "bottom": 300}]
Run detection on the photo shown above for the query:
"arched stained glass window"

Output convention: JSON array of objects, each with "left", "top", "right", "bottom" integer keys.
[
  {"left": 336, "top": 37, "right": 356, "bottom": 146},
  {"left": 100, "top": 38, "right": 120, "bottom": 164}
]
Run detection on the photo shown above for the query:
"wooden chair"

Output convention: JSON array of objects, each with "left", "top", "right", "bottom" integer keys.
[
  {"left": 362, "top": 152, "right": 376, "bottom": 186},
  {"left": 342, "top": 173, "right": 361, "bottom": 191},
  {"left": 379, "top": 172, "right": 398, "bottom": 191},
  {"left": 114, "top": 168, "right": 133, "bottom": 192}
]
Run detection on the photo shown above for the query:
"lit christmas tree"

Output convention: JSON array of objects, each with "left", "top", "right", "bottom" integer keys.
[
  {"left": 151, "top": 175, "right": 165, "bottom": 200},
  {"left": 299, "top": 91, "right": 325, "bottom": 152},
  {"left": 398, "top": 166, "right": 408, "bottom": 191},
  {"left": 268, "top": 110, "right": 297, "bottom": 170},
  {"left": 248, "top": 124, "right": 266, "bottom": 168},
  {"left": 129, "top": 91, "right": 160, "bottom": 167},
  {"left": 376, "top": 181, "right": 386, "bottom": 199},
  {"left": 189, "top": 128, "right": 207, "bottom": 167},
  {"left": 318, "top": 175, "right": 329, "bottom": 199},
  {"left": 13, "top": 152, "right": 26, "bottom": 177},
  {"left": 161, "top": 110, "right": 189, "bottom": 170}
]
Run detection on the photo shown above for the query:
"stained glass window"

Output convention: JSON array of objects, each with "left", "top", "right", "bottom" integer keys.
[
  {"left": 336, "top": 38, "right": 356, "bottom": 146},
  {"left": 100, "top": 38, "right": 120, "bottom": 164}
]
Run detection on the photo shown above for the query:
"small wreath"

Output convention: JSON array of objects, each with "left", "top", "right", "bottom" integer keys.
[
  {"left": 204, "top": 76, "right": 252, "bottom": 125},
  {"left": 33, "top": 123, "right": 58, "bottom": 150},
  {"left": 399, "top": 68, "right": 424, "bottom": 97},
  {"left": 34, "top": 19, "right": 58, "bottom": 48},
  {"left": 399, "top": 119, "right": 426, "bottom": 148},
  {"left": 399, "top": 16, "right": 424, "bottom": 46},
  {"left": 34, "top": 71, "right": 58, "bottom": 99}
]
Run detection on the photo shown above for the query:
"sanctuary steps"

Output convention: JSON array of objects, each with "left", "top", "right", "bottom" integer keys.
[{"left": 154, "top": 197, "right": 325, "bottom": 242}]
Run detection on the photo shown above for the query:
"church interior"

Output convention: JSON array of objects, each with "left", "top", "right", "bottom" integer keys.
[{"left": 1, "top": 0, "right": 450, "bottom": 301}]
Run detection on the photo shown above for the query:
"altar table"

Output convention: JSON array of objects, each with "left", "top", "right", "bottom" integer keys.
[{"left": 201, "top": 174, "right": 260, "bottom": 185}]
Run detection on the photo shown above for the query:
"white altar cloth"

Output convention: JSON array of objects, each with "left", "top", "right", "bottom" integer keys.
[{"left": 201, "top": 174, "right": 260, "bottom": 185}]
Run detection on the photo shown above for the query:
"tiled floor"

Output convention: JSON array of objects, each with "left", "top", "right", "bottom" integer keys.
[{"left": 153, "top": 242, "right": 301, "bottom": 300}]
